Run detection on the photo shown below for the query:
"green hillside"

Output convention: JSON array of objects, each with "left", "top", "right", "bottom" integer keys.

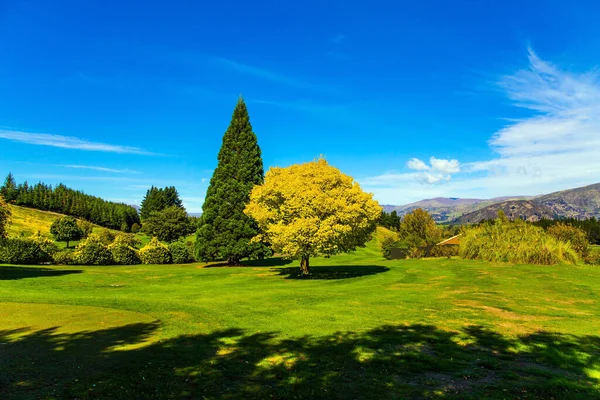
[
  {"left": 6, "top": 204, "right": 120, "bottom": 239},
  {"left": 5, "top": 204, "right": 190, "bottom": 248},
  {"left": 6, "top": 205, "right": 136, "bottom": 248}
]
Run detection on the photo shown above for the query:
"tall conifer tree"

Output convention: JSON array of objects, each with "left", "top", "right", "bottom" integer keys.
[{"left": 196, "top": 97, "right": 270, "bottom": 265}]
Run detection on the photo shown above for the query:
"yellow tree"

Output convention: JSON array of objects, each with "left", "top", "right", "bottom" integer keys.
[{"left": 244, "top": 158, "right": 381, "bottom": 275}]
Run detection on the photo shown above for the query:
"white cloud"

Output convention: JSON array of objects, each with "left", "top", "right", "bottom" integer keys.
[
  {"left": 429, "top": 157, "right": 460, "bottom": 174},
  {"left": 0, "top": 129, "right": 157, "bottom": 155},
  {"left": 406, "top": 158, "right": 429, "bottom": 170},
  {"left": 405, "top": 156, "right": 461, "bottom": 185},
  {"left": 361, "top": 49, "right": 600, "bottom": 205},
  {"left": 60, "top": 165, "right": 140, "bottom": 174}
]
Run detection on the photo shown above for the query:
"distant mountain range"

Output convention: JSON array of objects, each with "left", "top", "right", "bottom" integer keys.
[
  {"left": 384, "top": 182, "right": 600, "bottom": 224},
  {"left": 382, "top": 196, "right": 530, "bottom": 223}
]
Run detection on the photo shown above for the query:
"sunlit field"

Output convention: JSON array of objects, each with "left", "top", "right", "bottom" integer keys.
[{"left": 1, "top": 235, "right": 599, "bottom": 399}]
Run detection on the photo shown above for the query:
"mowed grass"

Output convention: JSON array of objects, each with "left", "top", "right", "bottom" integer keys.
[{"left": 1, "top": 232, "right": 599, "bottom": 399}]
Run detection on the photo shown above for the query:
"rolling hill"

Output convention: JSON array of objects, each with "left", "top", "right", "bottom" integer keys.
[
  {"left": 453, "top": 183, "right": 600, "bottom": 224},
  {"left": 382, "top": 196, "right": 529, "bottom": 223},
  {"left": 384, "top": 182, "right": 600, "bottom": 224},
  {"left": 6, "top": 204, "right": 120, "bottom": 240},
  {"left": 453, "top": 200, "right": 556, "bottom": 224}
]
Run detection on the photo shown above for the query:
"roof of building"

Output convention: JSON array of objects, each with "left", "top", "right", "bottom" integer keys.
[{"left": 437, "top": 234, "right": 462, "bottom": 246}]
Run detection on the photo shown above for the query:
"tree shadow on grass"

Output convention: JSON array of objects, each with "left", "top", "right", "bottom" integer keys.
[
  {"left": 1, "top": 321, "right": 599, "bottom": 399},
  {"left": 0, "top": 266, "right": 83, "bottom": 280},
  {"left": 203, "top": 257, "right": 293, "bottom": 268},
  {"left": 272, "top": 265, "right": 390, "bottom": 280}
]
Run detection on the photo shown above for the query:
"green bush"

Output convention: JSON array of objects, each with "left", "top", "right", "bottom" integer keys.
[
  {"left": 109, "top": 243, "right": 141, "bottom": 265},
  {"left": 74, "top": 238, "right": 114, "bottom": 265},
  {"left": 0, "top": 237, "right": 53, "bottom": 264},
  {"left": 111, "top": 233, "right": 142, "bottom": 249},
  {"left": 94, "top": 229, "right": 116, "bottom": 246},
  {"left": 460, "top": 220, "right": 578, "bottom": 265},
  {"left": 547, "top": 223, "right": 589, "bottom": 258},
  {"left": 139, "top": 237, "right": 172, "bottom": 265},
  {"left": 29, "top": 232, "right": 59, "bottom": 256},
  {"left": 131, "top": 223, "right": 141, "bottom": 234},
  {"left": 430, "top": 245, "right": 459, "bottom": 258},
  {"left": 584, "top": 247, "right": 600, "bottom": 265},
  {"left": 53, "top": 249, "right": 76, "bottom": 265},
  {"left": 381, "top": 236, "right": 397, "bottom": 260},
  {"left": 169, "top": 241, "right": 194, "bottom": 264}
]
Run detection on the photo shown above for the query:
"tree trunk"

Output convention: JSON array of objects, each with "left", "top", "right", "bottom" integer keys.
[
  {"left": 300, "top": 256, "right": 310, "bottom": 275},
  {"left": 228, "top": 256, "right": 241, "bottom": 266},
  {"left": 67, "top": 240, "right": 70, "bottom": 249}
]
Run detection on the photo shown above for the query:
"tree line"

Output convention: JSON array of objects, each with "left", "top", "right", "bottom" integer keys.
[{"left": 0, "top": 173, "right": 140, "bottom": 231}]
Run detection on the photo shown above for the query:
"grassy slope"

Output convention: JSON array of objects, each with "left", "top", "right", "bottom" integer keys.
[
  {"left": 1, "top": 234, "right": 599, "bottom": 399},
  {"left": 6, "top": 204, "right": 152, "bottom": 248}
]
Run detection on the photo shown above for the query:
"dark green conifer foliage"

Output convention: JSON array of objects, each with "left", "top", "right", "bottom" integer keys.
[
  {"left": 140, "top": 186, "right": 184, "bottom": 220},
  {"left": 1, "top": 173, "right": 18, "bottom": 202},
  {"left": 196, "top": 97, "right": 271, "bottom": 265}
]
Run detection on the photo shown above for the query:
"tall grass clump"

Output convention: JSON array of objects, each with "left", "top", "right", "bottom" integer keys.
[{"left": 460, "top": 219, "right": 578, "bottom": 265}]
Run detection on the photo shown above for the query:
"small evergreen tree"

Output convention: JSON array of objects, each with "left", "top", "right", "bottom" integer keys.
[
  {"left": 1, "top": 173, "right": 18, "bottom": 202},
  {"left": 196, "top": 97, "right": 271, "bottom": 265},
  {"left": 142, "top": 205, "right": 190, "bottom": 243},
  {"left": 140, "top": 186, "right": 184, "bottom": 220},
  {"left": 50, "top": 216, "right": 84, "bottom": 248}
]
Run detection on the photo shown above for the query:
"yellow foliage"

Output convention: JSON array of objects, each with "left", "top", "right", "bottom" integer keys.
[{"left": 244, "top": 158, "right": 381, "bottom": 264}]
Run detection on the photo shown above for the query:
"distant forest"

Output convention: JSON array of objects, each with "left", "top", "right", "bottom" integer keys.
[{"left": 0, "top": 173, "right": 140, "bottom": 231}]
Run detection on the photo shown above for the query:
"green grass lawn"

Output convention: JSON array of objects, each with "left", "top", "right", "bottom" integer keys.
[{"left": 1, "top": 235, "right": 599, "bottom": 399}]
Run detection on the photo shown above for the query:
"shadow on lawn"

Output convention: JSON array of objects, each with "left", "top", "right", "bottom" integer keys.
[
  {"left": 0, "top": 266, "right": 83, "bottom": 280},
  {"left": 272, "top": 265, "right": 390, "bottom": 280},
  {"left": 1, "top": 322, "right": 598, "bottom": 399},
  {"left": 203, "top": 257, "right": 293, "bottom": 268}
]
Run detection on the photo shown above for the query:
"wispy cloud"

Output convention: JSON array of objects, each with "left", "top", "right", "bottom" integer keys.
[
  {"left": 0, "top": 129, "right": 158, "bottom": 155},
  {"left": 251, "top": 99, "right": 347, "bottom": 114},
  {"left": 60, "top": 165, "right": 140, "bottom": 174},
  {"left": 210, "top": 56, "right": 333, "bottom": 93},
  {"left": 361, "top": 49, "right": 600, "bottom": 204}
]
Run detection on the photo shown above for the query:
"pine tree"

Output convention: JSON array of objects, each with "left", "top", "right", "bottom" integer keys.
[
  {"left": 140, "top": 186, "right": 184, "bottom": 220},
  {"left": 1, "top": 173, "right": 18, "bottom": 202},
  {"left": 196, "top": 97, "right": 271, "bottom": 265}
]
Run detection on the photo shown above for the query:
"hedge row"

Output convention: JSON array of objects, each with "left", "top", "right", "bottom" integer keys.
[{"left": 0, "top": 233, "right": 195, "bottom": 265}]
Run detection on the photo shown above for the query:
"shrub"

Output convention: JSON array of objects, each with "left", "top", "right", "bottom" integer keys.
[
  {"left": 169, "top": 241, "right": 194, "bottom": 264},
  {"left": 584, "top": 247, "right": 600, "bottom": 265},
  {"left": 430, "top": 245, "right": 459, "bottom": 258},
  {"left": 111, "top": 233, "right": 142, "bottom": 249},
  {"left": 460, "top": 220, "right": 578, "bottom": 265},
  {"left": 53, "top": 249, "right": 76, "bottom": 265},
  {"left": 109, "top": 243, "right": 141, "bottom": 265},
  {"left": 381, "top": 236, "right": 397, "bottom": 260},
  {"left": 29, "top": 231, "right": 59, "bottom": 256},
  {"left": 547, "top": 223, "right": 589, "bottom": 258},
  {"left": 78, "top": 220, "right": 94, "bottom": 238},
  {"left": 95, "top": 229, "right": 116, "bottom": 246},
  {"left": 0, "top": 237, "right": 53, "bottom": 264},
  {"left": 131, "top": 223, "right": 141, "bottom": 234},
  {"left": 139, "top": 237, "right": 172, "bottom": 264},
  {"left": 74, "top": 237, "right": 114, "bottom": 265}
]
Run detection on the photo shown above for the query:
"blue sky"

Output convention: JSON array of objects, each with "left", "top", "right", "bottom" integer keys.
[{"left": 2, "top": 0, "right": 600, "bottom": 212}]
